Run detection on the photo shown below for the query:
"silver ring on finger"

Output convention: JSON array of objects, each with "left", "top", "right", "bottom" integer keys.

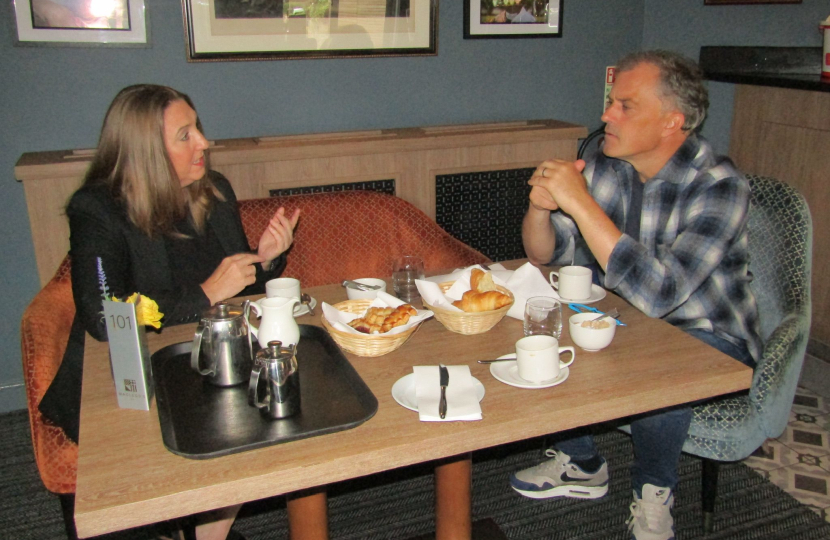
[{"left": 541, "top": 167, "right": 547, "bottom": 178}]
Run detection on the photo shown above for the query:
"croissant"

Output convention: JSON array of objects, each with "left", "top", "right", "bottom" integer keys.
[
  {"left": 452, "top": 290, "right": 512, "bottom": 312},
  {"left": 470, "top": 268, "right": 498, "bottom": 293}
]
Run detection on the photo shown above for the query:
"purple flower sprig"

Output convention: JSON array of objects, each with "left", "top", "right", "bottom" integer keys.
[{"left": 97, "top": 257, "right": 111, "bottom": 300}]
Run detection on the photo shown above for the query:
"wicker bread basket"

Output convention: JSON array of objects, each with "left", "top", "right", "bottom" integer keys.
[
  {"left": 321, "top": 299, "right": 421, "bottom": 357},
  {"left": 422, "top": 282, "right": 514, "bottom": 335}
]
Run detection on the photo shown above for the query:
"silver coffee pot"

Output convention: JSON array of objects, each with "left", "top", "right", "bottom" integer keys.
[
  {"left": 248, "top": 340, "right": 301, "bottom": 419},
  {"left": 190, "top": 301, "right": 253, "bottom": 387}
]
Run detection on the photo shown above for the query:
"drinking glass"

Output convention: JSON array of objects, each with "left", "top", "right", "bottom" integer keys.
[
  {"left": 392, "top": 256, "right": 425, "bottom": 303},
  {"left": 523, "top": 296, "right": 562, "bottom": 339}
]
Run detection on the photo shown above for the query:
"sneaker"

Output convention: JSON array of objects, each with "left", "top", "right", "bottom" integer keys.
[
  {"left": 627, "top": 484, "right": 675, "bottom": 540},
  {"left": 509, "top": 449, "right": 609, "bottom": 499}
]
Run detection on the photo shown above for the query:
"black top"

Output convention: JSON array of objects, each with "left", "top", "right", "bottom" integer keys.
[
  {"left": 39, "top": 171, "right": 286, "bottom": 442},
  {"left": 166, "top": 218, "right": 227, "bottom": 287}
]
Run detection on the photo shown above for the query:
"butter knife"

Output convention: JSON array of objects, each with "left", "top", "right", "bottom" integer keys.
[
  {"left": 341, "top": 279, "right": 382, "bottom": 291},
  {"left": 439, "top": 365, "right": 449, "bottom": 419}
]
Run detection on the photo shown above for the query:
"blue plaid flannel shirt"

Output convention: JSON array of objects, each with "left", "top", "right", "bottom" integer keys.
[{"left": 550, "top": 134, "right": 762, "bottom": 362}]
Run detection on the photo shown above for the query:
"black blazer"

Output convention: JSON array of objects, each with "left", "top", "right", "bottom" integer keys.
[{"left": 39, "top": 172, "right": 284, "bottom": 442}]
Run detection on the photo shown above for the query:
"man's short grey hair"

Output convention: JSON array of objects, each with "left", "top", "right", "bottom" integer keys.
[{"left": 616, "top": 50, "right": 709, "bottom": 132}]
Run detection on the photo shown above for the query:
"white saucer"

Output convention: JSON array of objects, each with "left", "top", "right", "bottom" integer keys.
[
  {"left": 559, "top": 285, "right": 606, "bottom": 305},
  {"left": 293, "top": 296, "right": 317, "bottom": 317},
  {"left": 489, "top": 355, "right": 569, "bottom": 389},
  {"left": 391, "top": 373, "right": 485, "bottom": 411}
]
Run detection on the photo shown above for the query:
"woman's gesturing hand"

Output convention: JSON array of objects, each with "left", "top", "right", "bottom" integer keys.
[
  {"left": 258, "top": 207, "right": 301, "bottom": 270},
  {"left": 201, "top": 252, "right": 264, "bottom": 305}
]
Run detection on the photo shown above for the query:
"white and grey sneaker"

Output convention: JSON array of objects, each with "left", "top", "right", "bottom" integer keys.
[
  {"left": 509, "top": 449, "right": 609, "bottom": 499},
  {"left": 627, "top": 484, "right": 675, "bottom": 540}
]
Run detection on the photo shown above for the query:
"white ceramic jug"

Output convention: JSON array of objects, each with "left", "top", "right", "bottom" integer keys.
[{"left": 249, "top": 296, "right": 300, "bottom": 348}]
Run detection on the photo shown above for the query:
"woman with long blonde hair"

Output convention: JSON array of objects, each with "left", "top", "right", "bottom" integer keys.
[{"left": 40, "top": 84, "right": 298, "bottom": 540}]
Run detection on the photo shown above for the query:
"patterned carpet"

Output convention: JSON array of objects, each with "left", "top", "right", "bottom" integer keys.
[{"left": 3, "top": 409, "right": 830, "bottom": 540}]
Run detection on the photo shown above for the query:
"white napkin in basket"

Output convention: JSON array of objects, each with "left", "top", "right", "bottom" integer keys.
[
  {"left": 322, "top": 291, "right": 433, "bottom": 334},
  {"left": 426, "top": 263, "right": 511, "bottom": 286},
  {"left": 413, "top": 365, "right": 482, "bottom": 422}
]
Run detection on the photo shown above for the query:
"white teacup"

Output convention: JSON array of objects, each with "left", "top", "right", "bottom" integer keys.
[
  {"left": 549, "top": 266, "right": 592, "bottom": 301},
  {"left": 515, "top": 335, "right": 576, "bottom": 383},
  {"left": 346, "top": 278, "right": 387, "bottom": 300},
  {"left": 266, "top": 277, "right": 301, "bottom": 300}
]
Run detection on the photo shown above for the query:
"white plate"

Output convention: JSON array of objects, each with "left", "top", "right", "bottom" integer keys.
[
  {"left": 559, "top": 284, "right": 606, "bottom": 305},
  {"left": 489, "top": 355, "right": 569, "bottom": 389},
  {"left": 294, "top": 296, "right": 317, "bottom": 317},
  {"left": 391, "top": 373, "right": 485, "bottom": 412}
]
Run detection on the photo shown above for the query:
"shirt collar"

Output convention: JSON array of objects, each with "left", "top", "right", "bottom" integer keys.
[
  {"left": 600, "top": 133, "right": 703, "bottom": 185},
  {"left": 649, "top": 133, "right": 702, "bottom": 185}
]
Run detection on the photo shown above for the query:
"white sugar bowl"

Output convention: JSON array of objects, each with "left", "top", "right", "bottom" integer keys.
[{"left": 569, "top": 313, "right": 616, "bottom": 352}]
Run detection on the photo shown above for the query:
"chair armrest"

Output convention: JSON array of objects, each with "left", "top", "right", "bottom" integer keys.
[{"left": 750, "top": 311, "right": 811, "bottom": 438}]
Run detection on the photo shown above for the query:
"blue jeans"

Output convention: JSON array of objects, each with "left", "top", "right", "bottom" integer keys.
[{"left": 554, "top": 328, "right": 755, "bottom": 495}]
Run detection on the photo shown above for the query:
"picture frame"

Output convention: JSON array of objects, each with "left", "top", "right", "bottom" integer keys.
[
  {"left": 463, "top": 0, "right": 562, "bottom": 39},
  {"left": 704, "top": 0, "right": 800, "bottom": 4},
  {"left": 11, "top": 0, "right": 148, "bottom": 47},
  {"left": 182, "top": 0, "right": 438, "bottom": 62}
]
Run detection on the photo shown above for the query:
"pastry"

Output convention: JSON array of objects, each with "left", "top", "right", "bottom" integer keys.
[
  {"left": 348, "top": 304, "right": 417, "bottom": 334},
  {"left": 452, "top": 290, "right": 512, "bottom": 312},
  {"left": 470, "top": 268, "right": 498, "bottom": 293},
  {"left": 451, "top": 268, "right": 512, "bottom": 312}
]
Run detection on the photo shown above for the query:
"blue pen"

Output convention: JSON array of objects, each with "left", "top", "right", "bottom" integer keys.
[{"left": 568, "top": 303, "right": 626, "bottom": 326}]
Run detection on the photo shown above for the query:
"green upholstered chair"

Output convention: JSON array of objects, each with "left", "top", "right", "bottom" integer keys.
[{"left": 684, "top": 174, "right": 813, "bottom": 532}]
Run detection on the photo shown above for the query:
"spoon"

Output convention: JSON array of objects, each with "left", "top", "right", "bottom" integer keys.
[
  {"left": 301, "top": 293, "right": 315, "bottom": 316},
  {"left": 478, "top": 355, "right": 517, "bottom": 364},
  {"left": 341, "top": 280, "right": 382, "bottom": 291},
  {"left": 589, "top": 308, "right": 619, "bottom": 328}
]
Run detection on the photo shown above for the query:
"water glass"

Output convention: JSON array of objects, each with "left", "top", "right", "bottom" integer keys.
[
  {"left": 392, "top": 256, "right": 425, "bottom": 303},
  {"left": 523, "top": 296, "right": 562, "bottom": 339}
]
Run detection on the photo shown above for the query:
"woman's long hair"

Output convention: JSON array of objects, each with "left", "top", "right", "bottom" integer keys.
[{"left": 83, "top": 84, "right": 220, "bottom": 237}]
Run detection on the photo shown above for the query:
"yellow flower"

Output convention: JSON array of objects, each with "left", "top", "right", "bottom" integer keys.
[{"left": 124, "top": 293, "right": 164, "bottom": 329}]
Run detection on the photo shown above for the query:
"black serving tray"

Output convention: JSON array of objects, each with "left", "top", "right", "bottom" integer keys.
[{"left": 152, "top": 325, "right": 378, "bottom": 459}]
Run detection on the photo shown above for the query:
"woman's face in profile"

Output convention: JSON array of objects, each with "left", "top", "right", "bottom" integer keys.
[{"left": 163, "top": 99, "right": 209, "bottom": 187}]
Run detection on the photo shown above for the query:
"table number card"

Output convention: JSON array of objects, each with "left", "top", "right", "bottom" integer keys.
[{"left": 103, "top": 299, "right": 153, "bottom": 411}]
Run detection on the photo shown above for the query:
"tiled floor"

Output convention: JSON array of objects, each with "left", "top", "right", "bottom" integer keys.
[{"left": 743, "top": 379, "right": 830, "bottom": 523}]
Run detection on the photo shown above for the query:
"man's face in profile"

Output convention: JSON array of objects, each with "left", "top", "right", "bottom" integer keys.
[{"left": 601, "top": 62, "right": 679, "bottom": 172}]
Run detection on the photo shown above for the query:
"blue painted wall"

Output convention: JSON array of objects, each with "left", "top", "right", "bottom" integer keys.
[
  {"left": 0, "top": 0, "right": 824, "bottom": 411},
  {"left": 642, "top": 0, "right": 827, "bottom": 155}
]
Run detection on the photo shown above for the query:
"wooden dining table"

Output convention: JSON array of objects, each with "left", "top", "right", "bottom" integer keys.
[{"left": 73, "top": 260, "right": 753, "bottom": 539}]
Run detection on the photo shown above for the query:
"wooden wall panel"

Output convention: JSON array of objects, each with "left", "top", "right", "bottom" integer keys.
[
  {"left": 729, "top": 84, "right": 830, "bottom": 353},
  {"left": 16, "top": 120, "right": 586, "bottom": 286}
]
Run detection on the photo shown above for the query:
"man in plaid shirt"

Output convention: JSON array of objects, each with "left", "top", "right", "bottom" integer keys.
[{"left": 513, "top": 50, "right": 761, "bottom": 540}]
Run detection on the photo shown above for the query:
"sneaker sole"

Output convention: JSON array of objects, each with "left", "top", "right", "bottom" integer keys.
[{"left": 511, "top": 483, "right": 608, "bottom": 500}]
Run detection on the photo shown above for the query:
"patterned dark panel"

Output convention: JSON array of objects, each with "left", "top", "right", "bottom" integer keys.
[
  {"left": 435, "top": 168, "right": 534, "bottom": 261},
  {"left": 269, "top": 179, "right": 395, "bottom": 197}
]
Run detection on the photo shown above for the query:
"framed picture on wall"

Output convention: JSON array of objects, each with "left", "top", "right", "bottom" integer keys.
[
  {"left": 182, "top": 0, "right": 438, "bottom": 62},
  {"left": 11, "top": 0, "right": 148, "bottom": 47},
  {"left": 704, "top": 0, "right": 800, "bottom": 4},
  {"left": 464, "top": 0, "right": 562, "bottom": 39}
]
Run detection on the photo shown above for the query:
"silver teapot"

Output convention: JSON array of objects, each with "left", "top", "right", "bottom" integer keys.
[
  {"left": 248, "top": 340, "right": 301, "bottom": 419},
  {"left": 190, "top": 301, "right": 253, "bottom": 387}
]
